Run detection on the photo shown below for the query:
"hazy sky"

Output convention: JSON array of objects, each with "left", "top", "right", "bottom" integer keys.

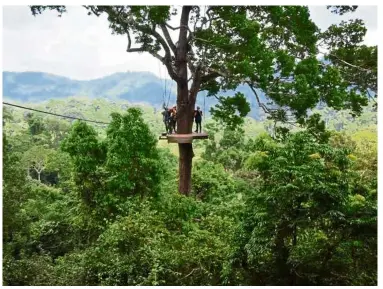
[{"left": 2, "top": 5, "right": 378, "bottom": 80}]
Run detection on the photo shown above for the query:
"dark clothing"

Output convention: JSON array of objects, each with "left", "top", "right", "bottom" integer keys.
[
  {"left": 194, "top": 109, "right": 202, "bottom": 133},
  {"left": 194, "top": 110, "right": 202, "bottom": 122},
  {"left": 162, "top": 109, "right": 170, "bottom": 133},
  {"left": 195, "top": 122, "right": 202, "bottom": 133},
  {"left": 162, "top": 109, "right": 170, "bottom": 122}
]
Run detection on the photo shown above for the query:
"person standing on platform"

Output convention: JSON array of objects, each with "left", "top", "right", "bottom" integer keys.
[
  {"left": 169, "top": 105, "right": 177, "bottom": 134},
  {"left": 194, "top": 106, "right": 203, "bottom": 133},
  {"left": 162, "top": 104, "right": 170, "bottom": 134}
]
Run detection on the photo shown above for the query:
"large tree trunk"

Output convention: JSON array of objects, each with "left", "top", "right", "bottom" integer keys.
[
  {"left": 274, "top": 220, "right": 293, "bottom": 285},
  {"left": 176, "top": 6, "right": 194, "bottom": 195},
  {"left": 177, "top": 100, "right": 195, "bottom": 195}
]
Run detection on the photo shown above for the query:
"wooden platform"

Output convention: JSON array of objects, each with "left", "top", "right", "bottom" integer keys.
[{"left": 159, "top": 132, "right": 208, "bottom": 144}]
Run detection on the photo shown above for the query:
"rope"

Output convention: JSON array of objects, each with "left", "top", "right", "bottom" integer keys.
[
  {"left": 164, "top": 74, "right": 167, "bottom": 104},
  {"left": 159, "top": 61, "right": 166, "bottom": 108},
  {"left": 3, "top": 102, "right": 110, "bottom": 125},
  {"left": 203, "top": 93, "right": 206, "bottom": 120},
  {"left": 167, "top": 79, "right": 173, "bottom": 107},
  {"left": 202, "top": 6, "right": 208, "bottom": 120}
]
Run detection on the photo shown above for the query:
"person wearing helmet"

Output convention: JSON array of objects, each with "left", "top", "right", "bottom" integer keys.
[{"left": 194, "top": 106, "right": 203, "bottom": 133}]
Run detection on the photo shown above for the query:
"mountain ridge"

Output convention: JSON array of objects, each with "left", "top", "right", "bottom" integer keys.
[{"left": 3, "top": 70, "right": 267, "bottom": 120}]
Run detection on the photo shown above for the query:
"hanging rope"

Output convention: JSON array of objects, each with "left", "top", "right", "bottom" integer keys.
[
  {"left": 201, "top": 6, "right": 208, "bottom": 66},
  {"left": 167, "top": 79, "right": 173, "bottom": 107},
  {"left": 202, "top": 6, "right": 208, "bottom": 121},
  {"left": 164, "top": 75, "right": 167, "bottom": 105},
  {"left": 203, "top": 93, "right": 206, "bottom": 120},
  {"left": 159, "top": 61, "right": 167, "bottom": 108}
]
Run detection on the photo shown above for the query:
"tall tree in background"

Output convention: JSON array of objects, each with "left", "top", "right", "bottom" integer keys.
[
  {"left": 30, "top": 5, "right": 376, "bottom": 195},
  {"left": 22, "top": 146, "right": 54, "bottom": 182}
]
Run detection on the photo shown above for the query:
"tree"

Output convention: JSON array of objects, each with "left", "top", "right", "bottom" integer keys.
[
  {"left": 44, "top": 118, "right": 71, "bottom": 148},
  {"left": 22, "top": 146, "right": 54, "bottom": 182},
  {"left": 61, "top": 109, "right": 162, "bottom": 218},
  {"left": 45, "top": 149, "right": 73, "bottom": 184},
  {"left": 3, "top": 134, "right": 30, "bottom": 242},
  {"left": 3, "top": 107, "right": 13, "bottom": 126},
  {"left": 26, "top": 113, "right": 45, "bottom": 136},
  {"left": 105, "top": 108, "right": 162, "bottom": 200},
  {"left": 30, "top": 5, "right": 376, "bottom": 194},
  {"left": 240, "top": 132, "right": 377, "bottom": 285},
  {"left": 202, "top": 127, "right": 246, "bottom": 171},
  {"left": 61, "top": 121, "right": 106, "bottom": 208}
]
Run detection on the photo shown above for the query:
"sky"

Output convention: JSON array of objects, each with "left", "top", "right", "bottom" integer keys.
[{"left": 2, "top": 5, "right": 378, "bottom": 80}]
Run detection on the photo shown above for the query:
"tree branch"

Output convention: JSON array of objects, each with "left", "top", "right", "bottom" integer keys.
[
  {"left": 160, "top": 24, "right": 177, "bottom": 54},
  {"left": 166, "top": 23, "right": 196, "bottom": 44},
  {"left": 201, "top": 71, "right": 221, "bottom": 82},
  {"left": 83, "top": 5, "right": 101, "bottom": 16},
  {"left": 247, "top": 82, "right": 272, "bottom": 114},
  {"left": 126, "top": 29, "right": 163, "bottom": 62},
  {"left": 187, "top": 56, "right": 197, "bottom": 76},
  {"left": 201, "top": 68, "right": 259, "bottom": 85},
  {"left": 117, "top": 13, "right": 179, "bottom": 81},
  {"left": 178, "top": 268, "right": 201, "bottom": 281},
  {"left": 165, "top": 23, "right": 192, "bottom": 33},
  {"left": 318, "top": 49, "right": 373, "bottom": 72},
  {"left": 189, "top": 65, "right": 203, "bottom": 103}
]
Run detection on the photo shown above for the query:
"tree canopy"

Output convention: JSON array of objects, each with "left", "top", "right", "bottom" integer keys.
[
  {"left": 29, "top": 5, "right": 377, "bottom": 195},
  {"left": 3, "top": 103, "right": 377, "bottom": 285},
  {"left": 3, "top": 85, "right": 377, "bottom": 285},
  {"left": 30, "top": 5, "right": 377, "bottom": 126},
  {"left": 2, "top": 7, "right": 376, "bottom": 284}
]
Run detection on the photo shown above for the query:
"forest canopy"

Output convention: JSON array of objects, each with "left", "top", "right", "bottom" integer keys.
[
  {"left": 28, "top": 5, "right": 377, "bottom": 195},
  {"left": 3, "top": 96, "right": 377, "bottom": 285},
  {"left": 2, "top": 5, "right": 377, "bottom": 286}
]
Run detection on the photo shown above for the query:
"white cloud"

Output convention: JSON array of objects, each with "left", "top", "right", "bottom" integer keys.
[
  {"left": 309, "top": 5, "right": 377, "bottom": 31},
  {"left": 2, "top": 5, "right": 378, "bottom": 80},
  {"left": 3, "top": 6, "right": 160, "bottom": 80}
]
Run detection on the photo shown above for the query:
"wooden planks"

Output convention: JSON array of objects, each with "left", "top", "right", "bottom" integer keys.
[{"left": 158, "top": 132, "right": 208, "bottom": 143}]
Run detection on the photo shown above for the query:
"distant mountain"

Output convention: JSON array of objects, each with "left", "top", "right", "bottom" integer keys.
[{"left": 3, "top": 71, "right": 270, "bottom": 120}]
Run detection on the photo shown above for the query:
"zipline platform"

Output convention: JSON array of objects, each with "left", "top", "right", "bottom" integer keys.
[{"left": 159, "top": 132, "right": 208, "bottom": 144}]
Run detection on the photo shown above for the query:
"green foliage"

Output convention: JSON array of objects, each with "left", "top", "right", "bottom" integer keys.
[
  {"left": 3, "top": 253, "right": 55, "bottom": 286},
  {"left": 61, "top": 121, "right": 106, "bottom": 208},
  {"left": 192, "top": 160, "right": 235, "bottom": 202},
  {"left": 210, "top": 92, "right": 250, "bottom": 129},
  {"left": 3, "top": 5, "right": 377, "bottom": 286},
  {"left": 30, "top": 5, "right": 66, "bottom": 16},
  {"left": 22, "top": 145, "right": 54, "bottom": 181},
  {"left": 45, "top": 150, "right": 73, "bottom": 183},
  {"left": 29, "top": 5, "right": 376, "bottom": 133},
  {"left": 44, "top": 117, "right": 71, "bottom": 148},
  {"left": 105, "top": 108, "right": 162, "bottom": 199},
  {"left": 26, "top": 113, "right": 45, "bottom": 136},
  {"left": 3, "top": 107, "right": 377, "bottom": 285},
  {"left": 3, "top": 134, "right": 30, "bottom": 243},
  {"left": 202, "top": 126, "right": 248, "bottom": 171},
  {"left": 60, "top": 108, "right": 162, "bottom": 221},
  {"left": 327, "top": 6, "right": 358, "bottom": 15},
  {"left": 239, "top": 131, "right": 376, "bottom": 285}
]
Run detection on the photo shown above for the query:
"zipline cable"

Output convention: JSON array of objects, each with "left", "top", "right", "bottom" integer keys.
[{"left": 3, "top": 102, "right": 110, "bottom": 125}]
